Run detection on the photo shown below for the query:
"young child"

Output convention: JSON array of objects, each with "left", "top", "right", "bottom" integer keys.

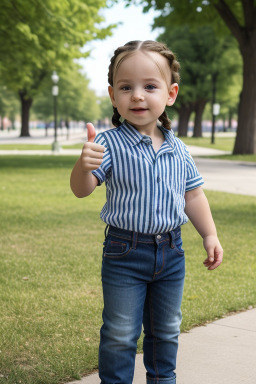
[{"left": 70, "top": 40, "right": 223, "bottom": 384}]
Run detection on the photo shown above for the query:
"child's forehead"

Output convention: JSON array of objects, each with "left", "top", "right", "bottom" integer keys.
[{"left": 115, "top": 50, "right": 171, "bottom": 81}]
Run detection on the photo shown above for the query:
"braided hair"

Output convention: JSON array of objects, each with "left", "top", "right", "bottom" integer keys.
[{"left": 108, "top": 40, "right": 180, "bottom": 130}]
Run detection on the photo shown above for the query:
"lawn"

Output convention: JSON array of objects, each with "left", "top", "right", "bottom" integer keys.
[
  {"left": 206, "top": 154, "right": 256, "bottom": 162},
  {"left": 179, "top": 136, "right": 235, "bottom": 152},
  {"left": 0, "top": 144, "right": 53, "bottom": 150},
  {"left": 0, "top": 155, "right": 256, "bottom": 384}
]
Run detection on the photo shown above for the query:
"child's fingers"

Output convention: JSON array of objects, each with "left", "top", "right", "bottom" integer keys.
[
  {"left": 80, "top": 158, "right": 103, "bottom": 172},
  {"left": 207, "top": 259, "right": 222, "bottom": 270},
  {"left": 206, "top": 246, "right": 215, "bottom": 263},
  {"left": 203, "top": 248, "right": 223, "bottom": 270},
  {"left": 82, "top": 145, "right": 105, "bottom": 158}
]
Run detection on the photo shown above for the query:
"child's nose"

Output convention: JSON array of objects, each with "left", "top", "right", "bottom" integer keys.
[{"left": 131, "top": 90, "right": 144, "bottom": 101}]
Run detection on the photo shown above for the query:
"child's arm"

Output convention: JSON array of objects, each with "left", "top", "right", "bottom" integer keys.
[
  {"left": 185, "top": 186, "right": 223, "bottom": 270},
  {"left": 70, "top": 123, "right": 105, "bottom": 198}
]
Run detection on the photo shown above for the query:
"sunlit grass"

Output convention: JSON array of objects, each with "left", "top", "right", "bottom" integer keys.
[
  {"left": 0, "top": 155, "right": 255, "bottom": 383},
  {"left": 0, "top": 144, "right": 52, "bottom": 150},
  {"left": 181, "top": 136, "right": 234, "bottom": 152},
  {"left": 205, "top": 154, "right": 256, "bottom": 162}
]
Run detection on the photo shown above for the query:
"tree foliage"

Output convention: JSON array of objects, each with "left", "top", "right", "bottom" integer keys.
[
  {"left": 98, "top": 96, "right": 114, "bottom": 122},
  {"left": 32, "top": 64, "right": 100, "bottom": 124},
  {"left": 160, "top": 25, "right": 242, "bottom": 136},
  {"left": 123, "top": 0, "right": 256, "bottom": 154},
  {"left": 0, "top": 0, "right": 115, "bottom": 135},
  {"left": 0, "top": 86, "right": 19, "bottom": 130}
]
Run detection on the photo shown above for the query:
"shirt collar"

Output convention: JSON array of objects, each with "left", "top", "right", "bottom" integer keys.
[{"left": 121, "top": 120, "right": 176, "bottom": 150}]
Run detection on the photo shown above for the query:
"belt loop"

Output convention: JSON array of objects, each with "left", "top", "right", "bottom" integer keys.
[
  {"left": 131, "top": 231, "right": 138, "bottom": 249},
  {"left": 104, "top": 224, "right": 109, "bottom": 238},
  {"left": 169, "top": 230, "right": 175, "bottom": 248}
]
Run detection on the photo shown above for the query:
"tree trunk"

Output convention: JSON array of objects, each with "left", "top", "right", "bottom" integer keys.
[
  {"left": 19, "top": 91, "right": 33, "bottom": 137},
  {"left": 228, "top": 108, "right": 232, "bottom": 129},
  {"left": 177, "top": 102, "right": 194, "bottom": 137},
  {"left": 213, "top": 0, "right": 256, "bottom": 153},
  {"left": 66, "top": 118, "right": 70, "bottom": 140},
  {"left": 193, "top": 99, "right": 208, "bottom": 137},
  {"left": 233, "top": 46, "right": 256, "bottom": 154}
]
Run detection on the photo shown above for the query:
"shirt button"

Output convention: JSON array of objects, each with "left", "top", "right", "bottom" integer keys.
[
  {"left": 157, "top": 235, "right": 161, "bottom": 239},
  {"left": 157, "top": 177, "right": 161, "bottom": 183}
]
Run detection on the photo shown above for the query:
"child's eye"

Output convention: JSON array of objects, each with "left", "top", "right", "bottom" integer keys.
[
  {"left": 145, "top": 84, "right": 156, "bottom": 91},
  {"left": 121, "top": 86, "right": 131, "bottom": 91}
]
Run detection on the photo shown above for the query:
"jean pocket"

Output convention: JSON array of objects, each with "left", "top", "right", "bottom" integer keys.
[
  {"left": 104, "top": 238, "right": 131, "bottom": 258},
  {"left": 172, "top": 235, "right": 185, "bottom": 256}
]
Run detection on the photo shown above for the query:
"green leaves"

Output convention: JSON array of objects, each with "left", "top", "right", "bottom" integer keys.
[
  {"left": 0, "top": 0, "right": 115, "bottom": 134},
  {"left": 0, "top": 0, "right": 115, "bottom": 90},
  {"left": 32, "top": 63, "right": 100, "bottom": 123},
  {"left": 15, "top": 23, "right": 39, "bottom": 44}
]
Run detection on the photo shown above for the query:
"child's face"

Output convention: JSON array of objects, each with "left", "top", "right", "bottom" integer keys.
[{"left": 108, "top": 51, "right": 178, "bottom": 131}]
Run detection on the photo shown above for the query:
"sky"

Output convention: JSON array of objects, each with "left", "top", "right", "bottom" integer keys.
[{"left": 78, "top": 2, "right": 162, "bottom": 96}]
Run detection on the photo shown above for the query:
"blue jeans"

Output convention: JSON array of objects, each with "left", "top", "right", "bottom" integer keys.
[{"left": 99, "top": 225, "right": 185, "bottom": 384}]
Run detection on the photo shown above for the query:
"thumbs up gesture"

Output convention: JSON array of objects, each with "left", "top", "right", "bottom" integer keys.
[{"left": 80, "top": 123, "right": 105, "bottom": 173}]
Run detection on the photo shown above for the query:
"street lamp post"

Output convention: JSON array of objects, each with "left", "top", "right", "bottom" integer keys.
[
  {"left": 51, "top": 71, "right": 60, "bottom": 152},
  {"left": 211, "top": 73, "right": 217, "bottom": 145}
]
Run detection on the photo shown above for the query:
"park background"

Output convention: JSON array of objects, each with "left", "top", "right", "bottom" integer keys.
[{"left": 0, "top": 1, "right": 256, "bottom": 383}]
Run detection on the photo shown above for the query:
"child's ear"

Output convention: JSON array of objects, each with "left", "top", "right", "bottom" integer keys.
[
  {"left": 108, "top": 86, "right": 116, "bottom": 107},
  {"left": 166, "top": 83, "right": 179, "bottom": 107}
]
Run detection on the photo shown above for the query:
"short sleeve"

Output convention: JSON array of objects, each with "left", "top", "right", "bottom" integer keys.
[
  {"left": 184, "top": 145, "right": 204, "bottom": 191},
  {"left": 91, "top": 132, "right": 112, "bottom": 186}
]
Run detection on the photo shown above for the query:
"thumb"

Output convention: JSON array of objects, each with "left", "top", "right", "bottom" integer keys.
[{"left": 87, "top": 122, "right": 96, "bottom": 143}]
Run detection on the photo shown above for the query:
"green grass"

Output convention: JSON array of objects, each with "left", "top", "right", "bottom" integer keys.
[
  {"left": 181, "top": 136, "right": 234, "bottom": 152},
  {"left": 205, "top": 154, "right": 256, "bottom": 162},
  {"left": 0, "top": 144, "right": 52, "bottom": 150},
  {"left": 0, "top": 155, "right": 256, "bottom": 384},
  {"left": 0, "top": 144, "right": 83, "bottom": 150},
  {"left": 62, "top": 144, "right": 83, "bottom": 149},
  {"left": 180, "top": 137, "right": 256, "bottom": 162}
]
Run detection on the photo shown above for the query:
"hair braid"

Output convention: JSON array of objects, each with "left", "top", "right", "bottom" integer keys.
[
  {"left": 112, "top": 107, "right": 122, "bottom": 127},
  {"left": 159, "top": 111, "right": 171, "bottom": 130}
]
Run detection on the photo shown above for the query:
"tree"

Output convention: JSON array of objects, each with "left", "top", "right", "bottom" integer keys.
[
  {"left": 32, "top": 64, "right": 100, "bottom": 129},
  {"left": 124, "top": 0, "right": 256, "bottom": 154},
  {"left": 98, "top": 96, "right": 114, "bottom": 122},
  {"left": 0, "top": 85, "right": 19, "bottom": 130},
  {"left": 160, "top": 25, "right": 241, "bottom": 137},
  {"left": 0, "top": 0, "right": 114, "bottom": 136}
]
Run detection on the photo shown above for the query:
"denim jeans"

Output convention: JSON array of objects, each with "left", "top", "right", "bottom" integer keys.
[{"left": 99, "top": 225, "right": 185, "bottom": 384}]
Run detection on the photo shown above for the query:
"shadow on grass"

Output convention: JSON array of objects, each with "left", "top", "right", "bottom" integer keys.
[{"left": 0, "top": 155, "right": 77, "bottom": 170}]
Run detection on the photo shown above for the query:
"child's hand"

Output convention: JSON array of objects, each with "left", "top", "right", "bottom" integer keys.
[
  {"left": 203, "top": 235, "right": 223, "bottom": 270},
  {"left": 80, "top": 123, "right": 105, "bottom": 173}
]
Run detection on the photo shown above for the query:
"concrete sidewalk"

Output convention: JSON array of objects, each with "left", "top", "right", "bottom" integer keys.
[
  {"left": 195, "top": 157, "right": 256, "bottom": 196},
  {"left": 68, "top": 308, "right": 256, "bottom": 384}
]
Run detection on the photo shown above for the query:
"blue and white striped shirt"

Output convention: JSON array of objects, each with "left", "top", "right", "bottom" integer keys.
[{"left": 92, "top": 121, "right": 203, "bottom": 234}]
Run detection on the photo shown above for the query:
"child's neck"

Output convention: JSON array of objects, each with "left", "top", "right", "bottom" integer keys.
[{"left": 127, "top": 120, "right": 161, "bottom": 139}]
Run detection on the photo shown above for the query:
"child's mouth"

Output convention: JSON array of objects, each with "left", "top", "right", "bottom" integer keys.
[{"left": 130, "top": 108, "right": 148, "bottom": 113}]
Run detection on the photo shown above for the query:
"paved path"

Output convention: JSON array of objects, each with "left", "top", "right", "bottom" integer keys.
[
  {"left": 195, "top": 157, "right": 256, "bottom": 196},
  {"left": 67, "top": 308, "right": 256, "bottom": 384}
]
